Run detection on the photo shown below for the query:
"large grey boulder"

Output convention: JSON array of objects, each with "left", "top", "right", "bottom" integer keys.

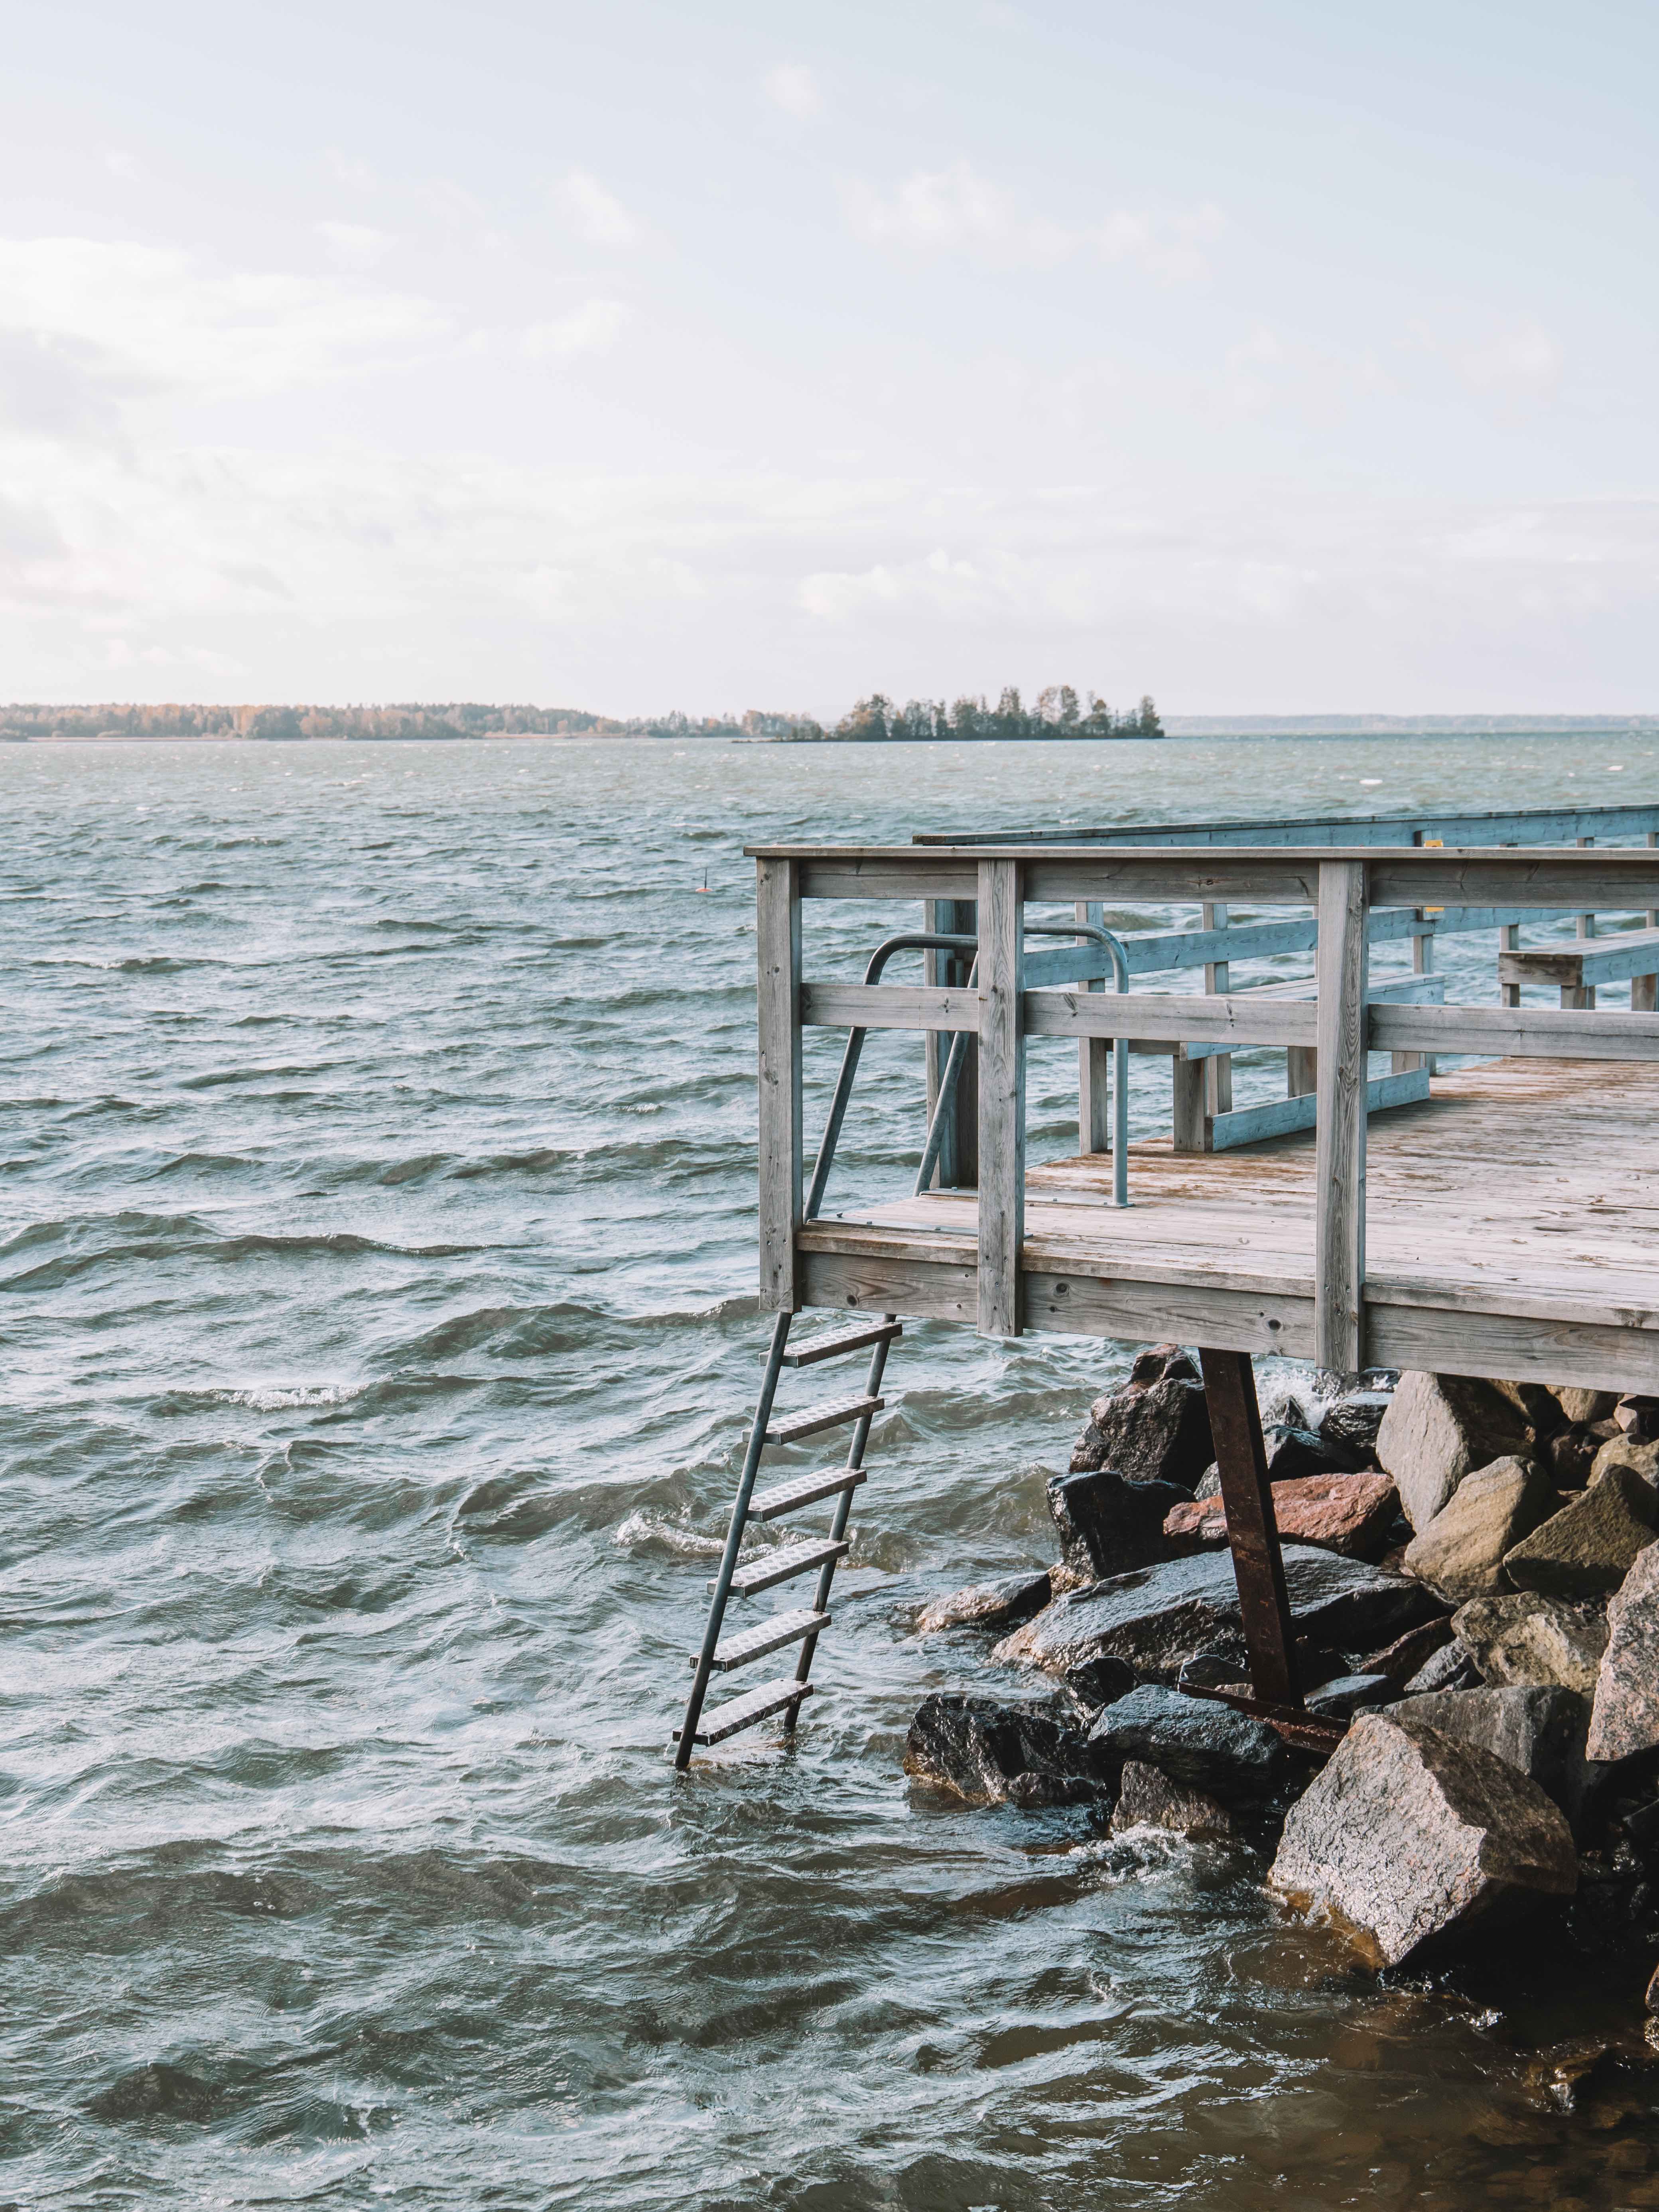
[
  {"left": 1109, "top": 1759, "right": 1236, "bottom": 1838},
  {"left": 1386, "top": 1685, "right": 1586, "bottom": 1803},
  {"left": 1319, "top": 1389, "right": 1393, "bottom": 1469},
  {"left": 1587, "top": 1543, "right": 1659, "bottom": 1763},
  {"left": 1502, "top": 1465, "right": 1658, "bottom": 1601},
  {"left": 916, "top": 1571, "right": 1052, "bottom": 1635},
  {"left": 1085, "top": 1683, "right": 1288, "bottom": 1800},
  {"left": 993, "top": 1545, "right": 1442, "bottom": 1687},
  {"left": 1402, "top": 1640, "right": 1481, "bottom": 1695},
  {"left": 1045, "top": 1469, "right": 1195, "bottom": 1581},
  {"left": 1453, "top": 1592, "right": 1610, "bottom": 1694},
  {"left": 1377, "top": 1373, "right": 1535, "bottom": 1532},
  {"left": 1268, "top": 1713, "right": 1578, "bottom": 1966},
  {"left": 903, "top": 1693, "right": 1111, "bottom": 1808},
  {"left": 1402, "top": 1455, "right": 1553, "bottom": 1602},
  {"left": 1069, "top": 1376, "right": 1214, "bottom": 1486}
]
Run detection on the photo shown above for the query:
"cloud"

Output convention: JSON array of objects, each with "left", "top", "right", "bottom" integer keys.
[
  {"left": 764, "top": 64, "right": 821, "bottom": 118},
  {"left": 843, "top": 162, "right": 1223, "bottom": 280},
  {"left": 798, "top": 548, "right": 984, "bottom": 622},
  {"left": 1456, "top": 320, "right": 1563, "bottom": 401},
  {"left": 520, "top": 299, "right": 626, "bottom": 362},
  {"left": 0, "top": 236, "right": 450, "bottom": 403},
  {"left": 553, "top": 170, "right": 642, "bottom": 248},
  {"left": 315, "top": 221, "right": 393, "bottom": 270}
]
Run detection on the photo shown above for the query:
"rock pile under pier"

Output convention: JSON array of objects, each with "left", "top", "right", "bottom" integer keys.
[{"left": 906, "top": 1350, "right": 1659, "bottom": 1996}]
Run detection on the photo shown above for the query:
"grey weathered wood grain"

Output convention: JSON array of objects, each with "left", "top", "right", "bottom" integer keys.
[
  {"left": 756, "top": 856, "right": 802, "bottom": 1312},
  {"left": 1314, "top": 859, "right": 1369, "bottom": 1374},
  {"left": 976, "top": 858, "right": 1025, "bottom": 1337}
]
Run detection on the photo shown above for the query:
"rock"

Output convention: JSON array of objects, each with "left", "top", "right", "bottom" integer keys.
[
  {"left": 1617, "top": 1397, "right": 1659, "bottom": 1444},
  {"left": 1265, "top": 1423, "right": 1368, "bottom": 1480},
  {"left": 1588, "top": 1544, "right": 1659, "bottom": 1763},
  {"left": 1268, "top": 1712, "right": 1578, "bottom": 1966},
  {"left": 1306, "top": 1673, "right": 1395, "bottom": 1718},
  {"left": 1376, "top": 1373, "right": 1536, "bottom": 1532},
  {"left": 1591, "top": 1436, "right": 1659, "bottom": 1495},
  {"left": 1128, "top": 1342, "right": 1198, "bottom": 1388},
  {"left": 1320, "top": 1389, "right": 1393, "bottom": 1468},
  {"left": 993, "top": 1545, "right": 1443, "bottom": 1688},
  {"left": 1547, "top": 1427, "right": 1600, "bottom": 1488},
  {"left": 903, "top": 1693, "right": 1111, "bottom": 1808},
  {"left": 1357, "top": 1616, "right": 1454, "bottom": 1688},
  {"left": 1070, "top": 1377, "right": 1215, "bottom": 1486},
  {"left": 1387, "top": 1685, "right": 1587, "bottom": 1802},
  {"left": 1109, "top": 1759, "right": 1236, "bottom": 1838},
  {"left": 1648, "top": 1958, "right": 1659, "bottom": 2015},
  {"left": 1503, "top": 1466, "right": 1659, "bottom": 1601},
  {"left": 916, "top": 1571, "right": 1053, "bottom": 1635},
  {"left": 1177, "top": 1652, "right": 1241, "bottom": 1688},
  {"left": 1454, "top": 1593, "right": 1611, "bottom": 1694},
  {"left": 1046, "top": 1469, "right": 1196, "bottom": 1581},
  {"left": 1553, "top": 1386, "right": 1622, "bottom": 1427},
  {"left": 1085, "top": 1683, "right": 1288, "bottom": 1800},
  {"left": 1163, "top": 1471, "right": 1399, "bottom": 1562},
  {"left": 1402, "top": 1455, "right": 1554, "bottom": 1601},
  {"left": 1403, "top": 1640, "right": 1482, "bottom": 1696},
  {"left": 1058, "top": 1651, "right": 1138, "bottom": 1711},
  {"left": 1492, "top": 1379, "right": 1568, "bottom": 1435},
  {"left": 1193, "top": 1465, "right": 1222, "bottom": 1499}
]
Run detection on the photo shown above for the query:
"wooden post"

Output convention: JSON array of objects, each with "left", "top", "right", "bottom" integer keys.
[
  {"left": 1077, "top": 898, "right": 1112, "bottom": 1155},
  {"left": 1200, "top": 1348, "right": 1300, "bottom": 1709},
  {"left": 925, "top": 898, "right": 978, "bottom": 1186},
  {"left": 1572, "top": 836, "right": 1598, "bottom": 1010},
  {"left": 1202, "top": 902, "right": 1233, "bottom": 1116},
  {"left": 1171, "top": 1056, "right": 1209, "bottom": 1151},
  {"left": 1638, "top": 833, "right": 1659, "bottom": 1014},
  {"left": 1393, "top": 923, "right": 1432, "bottom": 1074},
  {"left": 1286, "top": 1045, "right": 1317, "bottom": 1098},
  {"left": 977, "top": 859, "right": 1024, "bottom": 1337},
  {"left": 1314, "top": 859, "right": 1368, "bottom": 1377},
  {"left": 756, "top": 857, "right": 802, "bottom": 1312}
]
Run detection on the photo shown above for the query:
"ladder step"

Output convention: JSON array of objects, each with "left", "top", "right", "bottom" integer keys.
[
  {"left": 765, "top": 1395, "right": 883, "bottom": 1446},
  {"left": 674, "top": 1676, "right": 814, "bottom": 1747},
  {"left": 748, "top": 1466, "right": 867, "bottom": 1522},
  {"left": 715, "top": 1538, "right": 851, "bottom": 1596},
  {"left": 782, "top": 1321, "right": 902, "bottom": 1369},
  {"left": 705, "top": 1607, "right": 831, "bottom": 1672}
]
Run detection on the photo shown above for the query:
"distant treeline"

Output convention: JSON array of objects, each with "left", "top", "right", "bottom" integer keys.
[
  {"left": 812, "top": 687, "right": 1162, "bottom": 742},
  {"left": 0, "top": 691, "right": 1162, "bottom": 744}
]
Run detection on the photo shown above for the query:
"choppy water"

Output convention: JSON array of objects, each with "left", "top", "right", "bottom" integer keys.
[{"left": 6, "top": 731, "right": 1659, "bottom": 2210}]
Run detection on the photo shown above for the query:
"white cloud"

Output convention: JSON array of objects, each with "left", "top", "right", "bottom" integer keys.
[
  {"left": 520, "top": 299, "right": 627, "bottom": 362},
  {"left": 764, "top": 64, "right": 821, "bottom": 118},
  {"left": 315, "top": 221, "right": 393, "bottom": 270},
  {"left": 0, "top": 236, "right": 450, "bottom": 402},
  {"left": 843, "top": 162, "right": 1223, "bottom": 280},
  {"left": 553, "top": 169, "right": 642, "bottom": 248},
  {"left": 798, "top": 548, "right": 984, "bottom": 621},
  {"left": 1456, "top": 320, "right": 1563, "bottom": 401}
]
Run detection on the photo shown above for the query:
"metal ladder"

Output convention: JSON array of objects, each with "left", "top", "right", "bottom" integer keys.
[{"left": 670, "top": 919, "right": 1131, "bottom": 1767}]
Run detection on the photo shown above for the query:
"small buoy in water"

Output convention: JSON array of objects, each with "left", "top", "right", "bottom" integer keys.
[{"left": 695, "top": 867, "right": 711, "bottom": 892}]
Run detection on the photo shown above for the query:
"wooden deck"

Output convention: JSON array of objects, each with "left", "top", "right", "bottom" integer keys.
[{"left": 800, "top": 1059, "right": 1659, "bottom": 1393}]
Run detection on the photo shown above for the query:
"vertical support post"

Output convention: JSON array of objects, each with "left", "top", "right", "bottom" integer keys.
[
  {"left": 1393, "top": 923, "right": 1433, "bottom": 1074},
  {"left": 756, "top": 857, "right": 803, "bottom": 1313},
  {"left": 1286, "top": 1045, "right": 1317, "bottom": 1098},
  {"left": 1572, "top": 836, "right": 1597, "bottom": 1010},
  {"left": 1315, "top": 859, "right": 1369, "bottom": 1378},
  {"left": 1202, "top": 902, "right": 1233, "bottom": 1116},
  {"left": 1199, "top": 1349, "right": 1300, "bottom": 1710},
  {"left": 1077, "top": 898, "right": 1113, "bottom": 1155},
  {"left": 925, "top": 899, "right": 977, "bottom": 1186},
  {"left": 1171, "top": 1056, "right": 1209, "bottom": 1151},
  {"left": 976, "top": 859, "right": 1024, "bottom": 1338},
  {"left": 1637, "top": 833, "right": 1659, "bottom": 1014}
]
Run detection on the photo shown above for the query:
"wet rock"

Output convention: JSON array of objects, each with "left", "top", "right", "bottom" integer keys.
[
  {"left": 1387, "top": 1684, "right": 1587, "bottom": 1802},
  {"left": 1058, "top": 1651, "right": 1138, "bottom": 1711},
  {"left": 1401, "top": 1455, "right": 1554, "bottom": 1602},
  {"left": 1109, "top": 1759, "right": 1236, "bottom": 1838},
  {"left": 1177, "top": 1651, "right": 1241, "bottom": 1688},
  {"left": 1617, "top": 1397, "right": 1659, "bottom": 1444},
  {"left": 1588, "top": 1544, "right": 1659, "bottom": 1763},
  {"left": 1648, "top": 1957, "right": 1659, "bottom": 2014},
  {"left": 1503, "top": 1465, "right": 1659, "bottom": 1601},
  {"left": 1357, "top": 1616, "right": 1454, "bottom": 1689},
  {"left": 1319, "top": 1389, "right": 1394, "bottom": 1469},
  {"left": 903, "top": 1692, "right": 1111, "bottom": 1808},
  {"left": 993, "top": 1545, "right": 1442, "bottom": 1688},
  {"left": 1069, "top": 1376, "right": 1214, "bottom": 1486},
  {"left": 1306, "top": 1672, "right": 1395, "bottom": 1718},
  {"left": 1268, "top": 1712, "right": 1578, "bottom": 1967},
  {"left": 1454, "top": 1592, "right": 1610, "bottom": 1694},
  {"left": 1162, "top": 1471, "right": 1399, "bottom": 1561},
  {"left": 1402, "top": 1639, "right": 1482, "bottom": 1696},
  {"left": 1128, "top": 1342, "right": 1199, "bottom": 1389},
  {"left": 1548, "top": 1426, "right": 1600, "bottom": 1488},
  {"left": 1376, "top": 1373, "right": 1535, "bottom": 1532},
  {"left": 916, "top": 1571, "right": 1052, "bottom": 1635},
  {"left": 1046, "top": 1469, "right": 1195, "bottom": 1581},
  {"left": 1085, "top": 1683, "right": 1288, "bottom": 1800},
  {"left": 1591, "top": 1436, "right": 1659, "bottom": 1495},
  {"left": 1523, "top": 2037, "right": 1623, "bottom": 2113},
  {"left": 1553, "top": 1385, "right": 1622, "bottom": 1427},
  {"left": 1265, "top": 1423, "right": 1368, "bottom": 1480}
]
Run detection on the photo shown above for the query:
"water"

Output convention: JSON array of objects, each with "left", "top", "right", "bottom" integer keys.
[{"left": 4, "top": 732, "right": 1659, "bottom": 2210}]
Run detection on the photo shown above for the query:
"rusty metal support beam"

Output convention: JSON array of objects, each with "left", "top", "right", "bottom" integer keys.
[{"left": 1198, "top": 1347, "right": 1302, "bottom": 1712}]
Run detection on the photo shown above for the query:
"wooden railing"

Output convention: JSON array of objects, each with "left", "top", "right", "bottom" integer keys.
[{"left": 749, "top": 842, "right": 1659, "bottom": 1372}]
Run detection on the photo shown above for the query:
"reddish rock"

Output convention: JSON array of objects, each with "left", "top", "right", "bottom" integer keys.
[{"left": 1162, "top": 1470, "right": 1399, "bottom": 1561}]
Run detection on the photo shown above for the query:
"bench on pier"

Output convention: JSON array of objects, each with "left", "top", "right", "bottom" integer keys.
[{"left": 1498, "top": 924, "right": 1659, "bottom": 1012}]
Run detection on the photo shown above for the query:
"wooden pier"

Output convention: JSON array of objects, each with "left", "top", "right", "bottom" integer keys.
[{"left": 672, "top": 807, "right": 1659, "bottom": 1763}]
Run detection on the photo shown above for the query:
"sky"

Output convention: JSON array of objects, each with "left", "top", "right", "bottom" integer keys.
[{"left": 3, "top": 0, "right": 1657, "bottom": 717}]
